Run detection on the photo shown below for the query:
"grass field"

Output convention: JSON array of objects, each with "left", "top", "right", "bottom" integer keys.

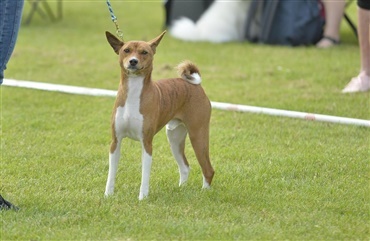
[{"left": 1, "top": 1, "right": 369, "bottom": 240}]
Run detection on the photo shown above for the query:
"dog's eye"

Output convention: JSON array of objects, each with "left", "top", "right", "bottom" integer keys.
[
  {"left": 141, "top": 50, "right": 148, "bottom": 55},
  {"left": 123, "top": 48, "right": 130, "bottom": 53}
]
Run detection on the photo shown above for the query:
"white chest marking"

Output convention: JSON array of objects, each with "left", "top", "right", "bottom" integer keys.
[{"left": 115, "top": 76, "right": 144, "bottom": 141}]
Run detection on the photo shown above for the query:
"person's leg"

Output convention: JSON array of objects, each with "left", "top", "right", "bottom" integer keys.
[
  {"left": 0, "top": 0, "right": 24, "bottom": 84},
  {"left": 316, "top": 0, "right": 346, "bottom": 48},
  {"left": 0, "top": 0, "right": 24, "bottom": 210},
  {"left": 358, "top": 7, "right": 370, "bottom": 76},
  {"left": 342, "top": 6, "right": 370, "bottom": 93}
]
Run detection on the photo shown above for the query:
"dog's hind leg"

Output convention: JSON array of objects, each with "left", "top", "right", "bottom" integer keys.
[
  {"left": 188, "top": 125, "right": 214, "bottom": 189},
  {"left": 166, "top": 119, "right": 190, "bottom": 186},
  {"left": 105, "top": 138, "right": 122, "bottom": 196}
]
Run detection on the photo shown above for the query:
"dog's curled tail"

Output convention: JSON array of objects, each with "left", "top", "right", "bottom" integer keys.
[{"left": 177, "top": 60, "right": 202, "bottom": 85}]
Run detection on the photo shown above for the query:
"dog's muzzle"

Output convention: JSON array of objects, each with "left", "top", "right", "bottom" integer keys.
[{"left": 127, "top": 57, "right": 139, "bottom": 70}]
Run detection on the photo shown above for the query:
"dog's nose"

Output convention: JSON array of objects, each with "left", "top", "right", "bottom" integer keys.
[{"left": 129, "top": 59, "right": 138, "bottom": 66}]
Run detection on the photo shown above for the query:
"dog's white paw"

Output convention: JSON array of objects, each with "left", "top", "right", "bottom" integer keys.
[
  {"left": 138, "top": 192, "right": 148, "bottom": 201},
  {"left": 202, "top": 175, "right": 211, "bottom": 189},
  {"left": 104, "top": 188, "right": 114, "bottom": 197},
  {"left": 104, "top": 192, "right": 113, "bottom": 197},
  {"left": 179, "top": 168, "right": 190, "bottom": 187},
  {"left": 179, "top": 179, "right": 188, "bottom": 187},
  {"left": 202, "top": 183, "right": 211, "bottom": 189}
]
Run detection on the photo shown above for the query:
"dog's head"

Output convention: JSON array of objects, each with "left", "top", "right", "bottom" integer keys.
[{"left": 106, "top": 31, "right": 166, "bottom": 76}]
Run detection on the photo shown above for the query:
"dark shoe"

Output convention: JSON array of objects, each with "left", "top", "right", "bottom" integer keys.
[
  {"left": 0, "top": 195, "right": 19, "bottom": 210},
  {"left": 316, "top": 36, "right": 340, "bottom": 48}
]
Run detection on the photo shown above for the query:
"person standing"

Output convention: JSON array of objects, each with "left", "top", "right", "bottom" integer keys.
[{"left": 0, "top": 0, "right": 25, "bottom": 210}]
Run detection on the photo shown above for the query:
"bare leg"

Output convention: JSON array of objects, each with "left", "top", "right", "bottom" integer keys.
[
  {"left": 358, "top": 7, "right": 370, "bottom": 76},
  {"left": 342, "top": 7, "right": 370, "bottom": 93},
  {"left": 317, "top": 0, "right": 346, "bottom": 48}
]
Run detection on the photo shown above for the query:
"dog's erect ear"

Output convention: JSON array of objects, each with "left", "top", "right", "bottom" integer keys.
[
  {"left": 105, "top": 31, "right": 124, "bottom": 55},
  {"left": 148, "top": 31, "right": 166, "bottom": 54}
]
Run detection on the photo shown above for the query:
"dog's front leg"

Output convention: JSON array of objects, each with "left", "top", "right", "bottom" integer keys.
[
  {"left": 105, "top": 139, "right": 122, "bottom": 196},
  {"left": 139, "top": 140, "right": 153, "bottom": 200}
]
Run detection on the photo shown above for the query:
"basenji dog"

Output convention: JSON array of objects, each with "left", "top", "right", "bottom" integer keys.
[{"left": 104, "top": 31, "right": 214, "bottom": 200}]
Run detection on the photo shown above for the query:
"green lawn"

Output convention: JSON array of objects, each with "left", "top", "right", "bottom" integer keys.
[{"left": 1, "top": 1, "right": 369, "bottom": 240}]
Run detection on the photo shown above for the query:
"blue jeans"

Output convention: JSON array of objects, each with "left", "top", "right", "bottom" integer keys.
[{"left": 0, "top": 0, "right": 24, "bottom": 84}]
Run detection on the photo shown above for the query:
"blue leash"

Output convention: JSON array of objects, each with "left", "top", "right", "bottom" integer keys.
[{"left": 106, "top": 0, "right": 124, "bottom": 40}]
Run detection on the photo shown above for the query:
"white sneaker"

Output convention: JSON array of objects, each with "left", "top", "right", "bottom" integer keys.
[{"left": 342, "top": 74, "right": 370, "bottom": 93}]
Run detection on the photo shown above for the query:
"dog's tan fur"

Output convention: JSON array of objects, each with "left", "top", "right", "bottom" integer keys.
[{"left": 105, "top": 31, "right": 214, "bottom": 199}]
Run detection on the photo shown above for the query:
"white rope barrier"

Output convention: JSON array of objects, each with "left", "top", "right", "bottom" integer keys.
[
  {"left": 3, "top": 79, "right": 117, "bottom": 97},
  {"left": 210, "top": 102, "right": 370, "bottom": 127},
  {"left": 2, "top": 79, "right": 370, "bottom": 128}
]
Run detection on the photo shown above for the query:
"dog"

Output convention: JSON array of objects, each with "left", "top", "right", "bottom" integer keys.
[
  {"left": 104, "top": 31, "right": 214, "bottom": 200},
  {"left": 169, "top": 0, "right": 251, "bottom": 43}
]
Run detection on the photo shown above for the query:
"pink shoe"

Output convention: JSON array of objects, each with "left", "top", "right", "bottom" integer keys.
[{"left": 342, "top": 74, "right": 370, "bottom": 93}]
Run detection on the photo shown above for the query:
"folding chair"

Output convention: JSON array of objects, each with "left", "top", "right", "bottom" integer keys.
[
  {"left": 344, "top": 0, "right": 357, "bottom": 38},
  {"left": 24, "top": 0, "right": 63, "bottom": 25}
]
